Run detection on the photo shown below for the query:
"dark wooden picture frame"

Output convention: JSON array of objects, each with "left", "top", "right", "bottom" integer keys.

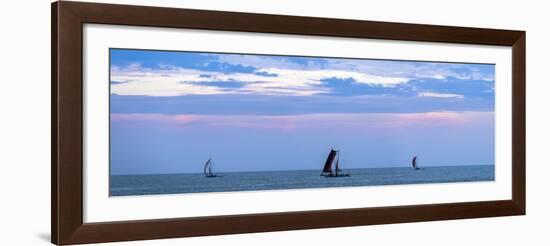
[{"left": 52, "top": 1, "right": 525, "bottom": 245}]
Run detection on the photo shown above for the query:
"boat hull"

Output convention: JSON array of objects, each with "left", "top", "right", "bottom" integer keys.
[
  {"left": 205, "top": 175, "right": 221, "bottom": 178},
  {"left": 323, "top": 173, "right": 351, "bottom": 178}
]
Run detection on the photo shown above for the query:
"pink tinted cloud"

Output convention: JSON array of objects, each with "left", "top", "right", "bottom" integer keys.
[
  {"left": 111, "top": 113, "right": 199, "bottom": 126},
  {"left": 111, "top": 111, "right": 493, "bottom": 131}
]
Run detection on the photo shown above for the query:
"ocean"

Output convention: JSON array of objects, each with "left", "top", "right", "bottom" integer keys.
[{"left": 110, "top": 165, "right": 494, "bottom": 196}]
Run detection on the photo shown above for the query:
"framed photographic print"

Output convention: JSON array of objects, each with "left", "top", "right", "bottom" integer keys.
[{"left": 52, "top": 1, "right": 525, "bottom": 245}]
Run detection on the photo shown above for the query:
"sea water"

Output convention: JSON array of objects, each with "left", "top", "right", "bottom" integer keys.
[{"left": 110, "top": 165, "right": 494, "bottom": 196}]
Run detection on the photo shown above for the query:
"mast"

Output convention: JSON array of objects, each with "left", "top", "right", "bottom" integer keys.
[{"left": 335, "top": 151, "right": 340, "bottom": 176}]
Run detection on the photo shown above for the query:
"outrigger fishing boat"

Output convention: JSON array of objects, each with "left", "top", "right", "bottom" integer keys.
[
  {"left": 203, "top": 158, "right": 221, "bottom": 177},
  {"left": 412, "top": 155, "right": 420, "bottom": 170},
  {"left": 320, "top": 148, "right": 351, "bottom": 178}
]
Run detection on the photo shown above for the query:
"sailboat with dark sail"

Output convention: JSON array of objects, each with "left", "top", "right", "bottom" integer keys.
[
  {"left": 412, "top": 156, "right": 420, "bottom": 170},
  {"left": 320, "top": 148, "right": 351, "bottom": 177},
  {"left": 203, "top": 158, "right": 220, "bottom": 178}
]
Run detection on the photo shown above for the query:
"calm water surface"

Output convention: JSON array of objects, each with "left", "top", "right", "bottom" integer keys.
[{"left": 110, "top": 165, "right": 494, "bottom": 196}]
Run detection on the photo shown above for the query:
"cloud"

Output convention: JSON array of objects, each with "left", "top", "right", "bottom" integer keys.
[
  {"left": 212, "top": 54, "right": 308, "bottom": 70},
  {"left": 111, "top": 113, "right": 198, "bottom": 124},
  {"left": 110, "top": 81, "right": 129, "bottom": 85},
  {"left": 111, "top": 93, "right": 494, "bottom": 116},
  {"left": 111, "top": 111, "right": 494, "bottom": 132},
  {"left": 258, "top": 68, "right": 409, "bottom": 87},
  {"left": 418, "top": 92, "right": 464, "bottom": 99},
  {"left": 321, "top": 59, "right": 495, "bottom": 82},
  {"left": 111, "top": 63, "right": 409, "bottom": 97},
  {"left": 209, "top": 53, "right": 495, "bottom": 83},
  {"left": 110, "top": 51, "right": 495, "bottom": 104}
]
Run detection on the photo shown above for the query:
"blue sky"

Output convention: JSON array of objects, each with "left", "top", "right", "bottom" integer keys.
[{"left": 110, "top": 49, "right": 495, "bottom": 175}]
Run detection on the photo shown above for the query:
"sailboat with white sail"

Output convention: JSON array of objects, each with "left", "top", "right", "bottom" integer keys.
[
  {"left": 320, "top": 148, "right": 351, "bottom": 177},
  {"left": 203, "top": 158, "right": 221, "bottom": 177}
]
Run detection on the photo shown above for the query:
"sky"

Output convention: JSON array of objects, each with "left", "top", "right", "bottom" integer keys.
[{"left": 109, "top": 49, "right": 495, "bottom": 175}]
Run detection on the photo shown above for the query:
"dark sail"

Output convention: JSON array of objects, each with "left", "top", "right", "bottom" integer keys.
[
  {"left": 412, "top": 156, "right": 418, "bottom": 170},
  {"left": 321, "top": 148, "right": 350, "bottom": 177},
  {"left": 322, "top": 149, "right": 337, "bottom": 174}
]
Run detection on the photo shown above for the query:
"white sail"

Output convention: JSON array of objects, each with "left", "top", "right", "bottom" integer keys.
[{"left": 203, "top": 158, "right": 219, "bottom": 177}]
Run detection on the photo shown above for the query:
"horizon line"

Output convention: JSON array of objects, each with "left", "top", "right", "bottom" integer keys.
[{"left": 111, "top": 163, "right": 494, "bottom": 176}]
